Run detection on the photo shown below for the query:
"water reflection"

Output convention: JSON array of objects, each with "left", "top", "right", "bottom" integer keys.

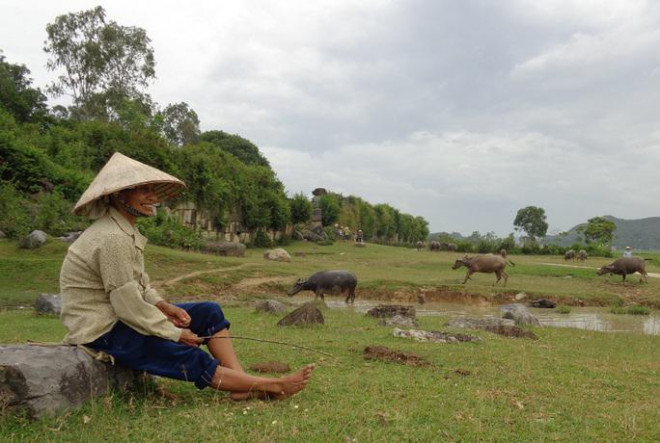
[{"left": 319, "top": 298, "right": 660, "bottom": 336}]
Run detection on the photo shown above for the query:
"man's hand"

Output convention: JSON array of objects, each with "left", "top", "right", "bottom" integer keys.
[
  {"left": 156, "top": 301, "right": 191, "bottom": 328},
  {"left": 179, "top": 329, "right": 202, "bottom": 347}
]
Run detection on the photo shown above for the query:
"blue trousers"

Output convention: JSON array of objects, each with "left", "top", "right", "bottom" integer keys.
[{"left": 87, "top": 302, "right": 230, "bottom": 389}]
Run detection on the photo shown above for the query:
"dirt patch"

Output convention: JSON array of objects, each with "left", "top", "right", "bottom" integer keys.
[
  {"left": 363, "top": 345, "right": 431, "bottom": 367},
  {"left": 249, "top": 361, "right": 291, "bottom": 373},
  {"left": 234, "top": 276, "right": 292, "bottom": 291}
]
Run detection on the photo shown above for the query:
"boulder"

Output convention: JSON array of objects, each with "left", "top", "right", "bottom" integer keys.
[
  {"left": 255, "top": 300, "right": 287, "bottom": 314},
  {"left": 380, "top": 315, "right": 418, "bottom": 328},
  {"left": 19, "top": 230, "right": 47, "bottom": 250},
  {"left": 0, "top": 344, "right": 150, "bottom": 419},
  {"left": 392, "top": 328, "right": 481, "bottom": 343},
  {"left": 35, "top": 293, "right": 62, "bottom": 315},
  {"left": 264, "top": 248, "right": 291, "bottom": 262},
  {"left": 501, "top": 304, "right": 541, "bottom": 326},
  {"left": 367, "top": 304, "right": 416, "bottom": 321},
  {"left": 58, "top": 231, "right": 82, "bottom": 243},
  {"left": 203, "top": 241, "right": 246, "bottom": 257},
  {"left": 277, "top": 302, "right": 324, "bottom": 326}
]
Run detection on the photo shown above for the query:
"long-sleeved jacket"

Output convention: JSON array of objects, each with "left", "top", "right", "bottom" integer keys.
[{"left": 60, "top": 207, "right": 181, "bottom": 344}]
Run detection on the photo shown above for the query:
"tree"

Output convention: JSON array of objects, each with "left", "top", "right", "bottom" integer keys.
[
  {"left": 319, "top": 194, "right": 341, "bottom": 227},
  {"left": 157, "top": 102, "right": 200, "bottom": 146},
  {"left": 513, "top": 206, "right": 549, "bottom": 242},
  {"left": 200, "top": 130, "right": 270, "bottom": 167},
  {"left": 581, "top": 216, "right": 616, "bottom": 246},
  {"left": 289, "top": 192, "right": 312, "bottom": 225},
  {"left": 0, "top": 53, "right": 47, "bottom": 122},
  {"left": 44, "top": 6, "right": 155, "bottom": 120}
]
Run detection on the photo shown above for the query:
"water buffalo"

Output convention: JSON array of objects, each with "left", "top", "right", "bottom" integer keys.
[
  {"left": 452, "top": 254, "right": 510, "bottom": 286},
  {"left": 288, "top": 270, "right": 358, "bottom": 303},
  {"left": 597, "top": 257, "right": 648, "bottom": 283},
  {"left": 416, "top": 241, "right": 425, "bottom": 252},
  {"left": 429, "top": 241, "right": 440, "bottom": 251},
  {"left": 564, "top": 249, "right": 576, "bottom": 261},
  {"left": 577, "top": 249, "right": 588, "bottom": 261}
]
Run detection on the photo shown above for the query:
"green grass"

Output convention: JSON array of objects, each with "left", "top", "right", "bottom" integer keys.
[
  {"left": 610, "top": 305, "right": 651, "bottom": 316},
  {"left": 1, "top": 308, "right": 659, "bottom": 441}
]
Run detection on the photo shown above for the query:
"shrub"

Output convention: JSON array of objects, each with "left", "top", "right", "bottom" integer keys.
[
  {"left": 556, "top": 305, "right": 571, "bottom": 314},
  {"left": 609, "top": 305, "right": 650, "bottom": 316},
  {"left": 252, "top": 231, "right": 272, "bottom": 248},
  {"left": 0, "top": 183, "right": 31, "bottom": 238},
  {"left": 137, "top": 212, "right": 203, "bottom": 250}
]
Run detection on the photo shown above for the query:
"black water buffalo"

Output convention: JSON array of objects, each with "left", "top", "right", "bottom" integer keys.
[
  {"left": 288, "top": 270, "right": 358, "bottom": 303},
  {"left": 577, "top": 249, "right": 588, "bottom": 261},
  {"left": 564, "top": 249, "right": 576, "bottom": 261},
  {"left": 597, "top": 257, "right": 648, "bottom": 283},
  {"left": 416, "top": 241, "right": 425, "bottom": 252},
  {"left": 452, "top": 254, "right": 511, "bottom": 286},
  {"left": 429, "top": 241, "right": 440, "bottom": 251}
]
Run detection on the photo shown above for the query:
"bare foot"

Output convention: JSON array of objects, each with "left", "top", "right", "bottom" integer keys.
[{"left": 270, "top": 364, "right": 315, "bottom": 400}]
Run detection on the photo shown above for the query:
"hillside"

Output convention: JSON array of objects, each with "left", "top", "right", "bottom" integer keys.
[{"left": 545, "top": 215, "right": 660, "bottom": 250}]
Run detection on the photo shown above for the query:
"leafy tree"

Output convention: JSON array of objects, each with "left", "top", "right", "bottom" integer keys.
[
  {"left": 289, "top": 192, "right": 312, "bottom": 225},
  {"left": 44, "top": 6, "right": 155, "bottom": 120},
  {"left": 513, "top": 206, "right": 549, "bottom": 242},
  {"left": 0, "top": 53, "right": 47, "bottom": 122},
  {"left": 319, "top": 194, "right": 341, "bottom": 227},
  {"left": 157, "top": 102, "right": 200, "bottom": 146},
  {"left": 580, "top": 216, "right": 616, "bottom": 246},
  {"left": 200, "top": 130, "right": 270, "bottom": 167}
]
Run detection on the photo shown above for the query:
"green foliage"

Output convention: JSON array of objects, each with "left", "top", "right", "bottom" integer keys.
[
  {"left": 289, "top": 192, "right": 313, "bottom": 225},
  {"left": 609, "top": 305, "right": 651, "bottom": 315},
  {"left": 251, "top": 231, "right": 272, "bottom": 248},
  {"left": 157, "top": 102, "right": 200, "bottom": 146},
  {"left": 556, "top": 305, "right": 571, "bottom": 314},
  {"left": 44, "top": 6, "right": 156, "bottom": 120},
  {"left": 319, "top": 194, "right": 342, "bottom": 227},
  {"left": 136, "top": 211, "right": 203, "bottom": 250},
  {"left": 0, "top": 183, "right": 31, "bottom": 238},
  {"left": 0, "top": 53, "right": 48, "bottom": 122},
  {"left": 580, "top": 216, "right": 617, "bottom": 246},
  {"left": 514, "top": 206, "right": 549, "bottom": 242},
  {"left": 34, "top": 190, "right": 88, "bottom": 236},
  {"left": 199, "top": 130, "right": 270, "bottom": 167}
]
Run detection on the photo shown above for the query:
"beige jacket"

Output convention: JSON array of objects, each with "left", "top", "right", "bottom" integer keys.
[{"left": 60, "top": 207, "right": 182, "bottom": 344}]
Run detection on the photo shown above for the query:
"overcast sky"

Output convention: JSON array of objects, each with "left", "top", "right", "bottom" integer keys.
[{"left": 2, "top": 0, "right": 660, "bottom": 236}]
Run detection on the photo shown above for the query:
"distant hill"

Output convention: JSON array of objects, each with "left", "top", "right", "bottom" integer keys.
[{"left": 545, "top": 216, "right": 660, "bottom": 251}]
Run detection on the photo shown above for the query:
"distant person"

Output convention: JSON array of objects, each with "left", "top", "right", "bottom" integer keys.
[
  {"left": 355, "top": 229, "right": 364, "bottom": 243},
  {"left": 623, "top": 246, "right": 633, "bottom": 258},
  {"left": 60, "top": 152, "right": 313, "bottom": 400}
]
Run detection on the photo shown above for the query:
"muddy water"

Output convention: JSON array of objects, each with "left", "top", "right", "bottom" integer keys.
[{"left": 320, "top": 299, "right": 660, "bottom": 336}]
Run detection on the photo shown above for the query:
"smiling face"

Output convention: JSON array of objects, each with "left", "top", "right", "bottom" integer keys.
[{"left": 112, "top": 184, "right": 159, "bottom": 224}]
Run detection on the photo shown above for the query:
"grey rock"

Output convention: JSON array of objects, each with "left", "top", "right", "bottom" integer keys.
[
  {"left": 255, "top": 300, "right": 287, "bottom": 314},
  {"left": 19, "top": 230, "right": 48, "bottom": 249},
  {"left": 501, "top": 303, "right": 541, "bottom": 326},
  {"left": 35, "top": 293, "right": 62, "bottom": 315},
  {"left": 0, "top": 345, "right": 150, "bottom": 419},
  {"left": 0, "top": 230, "right": 6, "bottom": 238},
  {"left": 392, "top": 328, "right": 481, "bottom": 343},
  {"left": 58, "top": 231, "right": 82, "bottom": 243},
  {"left": 203, "top": 241, "right": 246, "bottom": 257},
  {"left": 264, "top": 248, "right": 291, "bottom": 262},
  {"left": 448, "top": 317, "right": 515, "bottom": 329},
  {"left": 367, "top": 304, "right": 416, "bottom": 320},
  {"left": 380, "top": 315, "right": 418, "bottom": 327},
  {"left": 277, "top": 302, "right": 324, "bottom": 326},
  {"left": 514, "top": 292, "right": 528, "bottom": 301}
]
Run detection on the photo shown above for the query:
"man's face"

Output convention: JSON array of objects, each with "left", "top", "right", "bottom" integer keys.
[{"left": 120, "top": 184, "right": 158, "bottom": 216}]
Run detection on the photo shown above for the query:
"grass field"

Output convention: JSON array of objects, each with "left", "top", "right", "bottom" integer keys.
[{"left": 1, "top": 238, "right": 659, "bottom": 441}]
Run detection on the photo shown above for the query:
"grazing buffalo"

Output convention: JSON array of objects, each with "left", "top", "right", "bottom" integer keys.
[
  {"left": 452, "top": 254, "right": 511, "bottom": 286},
  {"left": 416, "top": 241, "right": 425, "bottom": 252},
  {"left": 597, "top": 257, "right": 648, "bottom": 283},
  {"left": 577, "top": 249, "right": 588, "bottom": 261},
  {"left": 564, "top": 249, "right": 576, "bottom": 261},
  {"left": 429, "top": 241, "right": 440, "bottom": 251},
  {"left": 288, "top": 270, "right": 358, "bottom": 303},
  {"left": 441, "top": 242, "right": 458, "bottom": 251}
]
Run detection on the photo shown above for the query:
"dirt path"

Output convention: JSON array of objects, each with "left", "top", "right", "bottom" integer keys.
[
  {"left": 155, "top": 263, "right": 263, "bottom": 287},
  {"left": 538, "top": 262, "right": 660, "bottom": 278},
  {"left": 233, "top": 275, "right": 293, "bottom": 290}
]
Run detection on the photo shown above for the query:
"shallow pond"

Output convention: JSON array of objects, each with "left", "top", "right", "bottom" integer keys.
[{"left": 321, "top": 299, "right": 660, "bottom": 336}]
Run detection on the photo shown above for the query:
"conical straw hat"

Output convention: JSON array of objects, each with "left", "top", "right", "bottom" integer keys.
[{"left": 73, "top": 152, "right": 186, "bottom": 218}]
